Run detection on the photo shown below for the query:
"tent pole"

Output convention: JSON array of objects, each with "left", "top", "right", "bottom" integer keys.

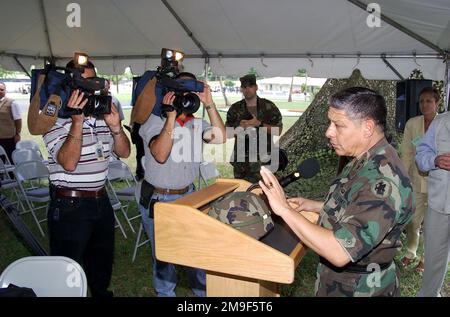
[
  {"left": 347, "top": 0, "right": 445, "bottom": 56},
  {"left": 13, "top": 56, "right": 31, "bottom": 78},
  {"left": 38, "top": 0, "right": 54, "bottom": 61},
  {"left": 0, "top": 52, "right": 442, "bottom": 61},
  {"left": 198, "top": 57, "right": 210, "bottom": 190},
  {"left": 381, "top": 55, "right": 404, "bottom": 80},
  {"left": 444, "top": 54, "right": 449, "bottom": 112}
]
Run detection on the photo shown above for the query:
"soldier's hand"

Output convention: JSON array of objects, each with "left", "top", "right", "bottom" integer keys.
[
  {"left": 435, "top": 153, "right": 450, "bottom": 171},
  {"left": 259, "top": 166, "right": 291, "bottom": 217},
  {"left": 287, "top": 197, "right": 323, "bottom": 213},
  {"left": 240, "top": 117, "right": 261, "bottom": 129}
]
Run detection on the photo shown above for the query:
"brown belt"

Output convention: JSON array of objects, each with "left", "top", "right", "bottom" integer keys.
[
  {"left": 52, "top": 186, "right": 107, "bottom": 198},
  {"left": 153, "top": 186, "right": 190, "bottom": 195}
]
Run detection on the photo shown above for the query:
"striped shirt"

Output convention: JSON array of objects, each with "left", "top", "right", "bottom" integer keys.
[{"left": 43, "top": 117, "right": 114, "bottom": 191}]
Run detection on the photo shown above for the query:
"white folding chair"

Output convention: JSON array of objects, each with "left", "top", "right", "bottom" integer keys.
[
  {"left": 0, "top": 145, "right": 14, "bottom": 172},
  {"left": 105, "top": 184, "right": 128, "bottom": 239},
  {"left": 12, "top": 148, "right": 47, "bottom": 166},
  {"left": 0, "top": 159, "right": 25, "bottom": 211},
  {"left": 107, "top": 160, "right": 140, "bottom": 233},
  {"left": 15, "top": 140, "right": 42, "bottom": 156},
  {"left": 0, "top": 256, "right": 87, "bottom": 297},
  {"left": 13, "top": 160, "right": 50, "bottom": 236},
  {"left": 132, "top": 180, "right": 150, "bottom": 263}
]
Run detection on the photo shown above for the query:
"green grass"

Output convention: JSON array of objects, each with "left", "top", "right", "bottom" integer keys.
[{"left": 1, "top": 96, "right": 448, "bottom": 297}]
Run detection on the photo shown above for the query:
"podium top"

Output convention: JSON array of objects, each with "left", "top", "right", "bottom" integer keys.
[
  {"left": 154, "top": 178, "right": 319, "bottom": 283},
  {"left": 174, "top": 180, "right": 241, "bottom": 209}
]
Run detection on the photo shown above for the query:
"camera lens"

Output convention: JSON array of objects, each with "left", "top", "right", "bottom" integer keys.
[{"left": 173, "top": 93, "right": 200, "bottom": 115}]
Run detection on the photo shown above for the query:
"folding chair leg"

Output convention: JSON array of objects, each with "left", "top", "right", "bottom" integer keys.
[
  {"left": 132, "top": 221, "right": 150, "bottom": 263},
  {"left": 132, "top": 225, "right": 143, "bottom": 262},
  {"left": 122, "top": 208, "right": 136, "bottom": 234},
  {"left": 114, "top": 211, "right": 127, "bottom": 239},
  {"left": 13, "top": 188, "right": 26, "bottom": 213},
  {"left": 22, "top": 199, "right": 45, "bottom": 237}
]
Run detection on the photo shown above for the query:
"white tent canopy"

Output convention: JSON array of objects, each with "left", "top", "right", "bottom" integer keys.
[{"left": 1, "top": 0, "right": 448, "bottom": 79}]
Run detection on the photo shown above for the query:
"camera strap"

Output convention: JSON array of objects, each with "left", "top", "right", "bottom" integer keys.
[{"left": 84, "top": 118, "right": 105, "bottom": 161}]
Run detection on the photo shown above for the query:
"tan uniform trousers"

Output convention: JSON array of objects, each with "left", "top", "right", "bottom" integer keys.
[{"left": 404, "top": 192, "right": 427, "bottom": 260}]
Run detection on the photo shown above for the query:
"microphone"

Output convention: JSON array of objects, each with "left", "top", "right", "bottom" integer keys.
[
  {"left": 246, "top": 158, "right": 320, "bottom": 192},
  {"left": 278, "top": 158, "right": 320, "bottom": 187}
]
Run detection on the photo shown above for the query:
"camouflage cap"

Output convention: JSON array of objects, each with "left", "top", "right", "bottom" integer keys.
[
  {"left": 239, "top": 74, "right": 257, "bottom": 87},
  {"left": 209, "top": 192, "right": 274, "bottom": 239}
]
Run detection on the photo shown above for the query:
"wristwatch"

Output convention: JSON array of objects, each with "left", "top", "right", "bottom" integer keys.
[{"left": 204, "top": 102, "right": 215, "bottom": 110}]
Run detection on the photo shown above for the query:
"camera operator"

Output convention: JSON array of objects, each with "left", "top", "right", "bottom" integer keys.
[
  {"left": 139, "top": 72, "right": 225, "bottom": 297},
  {"left": 43, "top": 59, "right": 130, "bottom": 298}
]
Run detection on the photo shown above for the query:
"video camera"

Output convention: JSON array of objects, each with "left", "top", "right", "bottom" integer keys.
[
  {"left": 41, "top": 52, "right": 111, "bottom": 118},
  {"left": 155, "top": 48, "right": 204, "bottom": 117}
]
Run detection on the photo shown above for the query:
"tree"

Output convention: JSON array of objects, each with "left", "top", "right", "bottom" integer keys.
[
  {"left": 0, "top": 65, "right": 23, "bottom": 79},
  {"left": 197, "top": 65, "right": 214, "bottom": 80},
  {"left": 288, "top": 68, "right": 308, "bottom": 102},
  {"left": 97, "top": 71, "right": 131, "bottom": 94},
  {"left": 224, "top": 80, "right": 235, "bottom": 88},
  {"left": 301, "top": 83, "right": 307, "bottom": 93},
  {"left": 287, "top": 76, "right": 295, "bottom": 102},
  {"left": 218, "top": 76, "right": 230, "bottom": 107},
  {"left": 247, "top": 67, "right": 259, "bottom": 77}
]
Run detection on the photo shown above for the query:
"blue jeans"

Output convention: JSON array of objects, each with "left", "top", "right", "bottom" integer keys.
[{"left": 139, "top": 185, "right": 206, "bottom": 297}]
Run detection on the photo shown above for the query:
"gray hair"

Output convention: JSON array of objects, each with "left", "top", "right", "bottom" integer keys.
[{"left": 329, "top": 87, "right": 387, "bottom": 131}]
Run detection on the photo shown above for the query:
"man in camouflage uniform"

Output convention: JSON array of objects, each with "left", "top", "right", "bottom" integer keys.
[
  {"left": 259, "top": 87, "right": 414, "bottom": 297},
  {"left": 226, "top": 74, "right": 283, "bottom": 183}
]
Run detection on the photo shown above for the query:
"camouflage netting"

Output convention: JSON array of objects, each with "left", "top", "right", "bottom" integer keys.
[{"left": 280, "top": 69, "right": 397, "bottom": 159}]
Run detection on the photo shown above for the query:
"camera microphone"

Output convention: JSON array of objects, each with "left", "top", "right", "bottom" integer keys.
[{"left": 246, "top": 158, "right": 320, "bottom": 192}]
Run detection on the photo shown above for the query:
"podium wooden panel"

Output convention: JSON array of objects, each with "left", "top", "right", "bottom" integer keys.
[{"left": 154, "top": 178, "right": 318, "bottom": 297}]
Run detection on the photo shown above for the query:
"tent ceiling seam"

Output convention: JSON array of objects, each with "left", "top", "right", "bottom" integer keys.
[
  {"left": 160, "top": 0, "right": 209, "bottom": 58},
  {"left": 38, "top": 0, "right": 54, "bottom": 60},
  {"left": 347, "top": 0, "right": 446, "bottom": 56}
]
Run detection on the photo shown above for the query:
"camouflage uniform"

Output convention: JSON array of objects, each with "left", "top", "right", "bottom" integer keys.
[
  {"left": 226, "top": 97, "right": 283, "bottom": 183},
  {"left": 315, "top": 138, "right": 414, "bottom": 297}
]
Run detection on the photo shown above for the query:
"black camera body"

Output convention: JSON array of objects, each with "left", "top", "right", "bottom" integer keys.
[
  {"left": 40, "top": 62, "right": 111, "bottom": 119},
  {"left": 59, "top": 67, "right": 112, "bottom": 118},
  {"left": 155, "top": 48, "right": 204, "bottom": 118}
]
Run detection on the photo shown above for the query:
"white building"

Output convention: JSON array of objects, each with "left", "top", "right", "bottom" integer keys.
[{"left": 257, "top": 77, "right": 326, "bottom": 93}]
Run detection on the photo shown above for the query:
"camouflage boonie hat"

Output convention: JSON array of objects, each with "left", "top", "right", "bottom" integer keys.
[{"left": 209, "top": 192, "right": 274, "bottom": 239}]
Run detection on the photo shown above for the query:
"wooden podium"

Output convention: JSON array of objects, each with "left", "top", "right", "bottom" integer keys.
[{"left": 154, "top": 178, "right": 318, "bottom": 297}]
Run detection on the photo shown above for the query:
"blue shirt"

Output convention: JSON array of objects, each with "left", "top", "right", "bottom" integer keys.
[{"left": 415, "top": 119, "right": 438, "bottom": 172}]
